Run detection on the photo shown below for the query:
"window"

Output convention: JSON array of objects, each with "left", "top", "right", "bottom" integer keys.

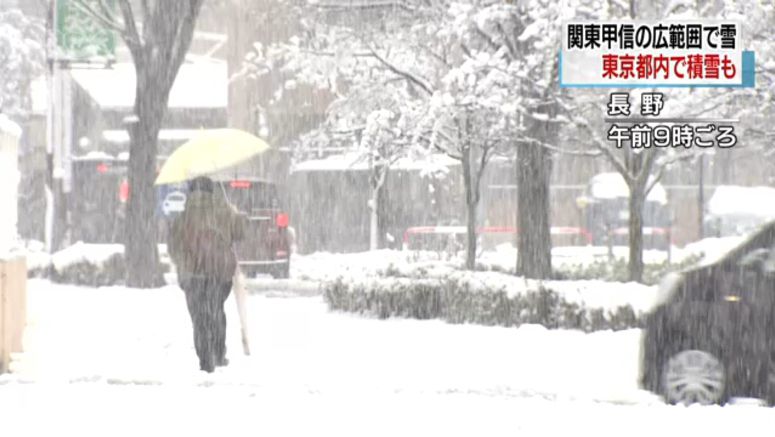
[{"left": 222, "top": 181, "right": 280, "bottom": 214}]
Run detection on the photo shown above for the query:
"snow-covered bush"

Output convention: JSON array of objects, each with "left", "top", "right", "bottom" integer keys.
[
  {"left": 24, "top": 243, "right": 174, "bottom": 285},
  {"left": 49, "top": 243, "right": 126, "bottom": 286},
  {"left": 18, "top": 240, "right": 50, "bottom": 278},
  {"left": 0, "top": 8, "right": 44, "bottom": 117},
  {"left": 555, "top": 254, "right": 703, "bottom": 286},
  {"left": 324, "top": 270, "right": 652, "bottom": 332}
]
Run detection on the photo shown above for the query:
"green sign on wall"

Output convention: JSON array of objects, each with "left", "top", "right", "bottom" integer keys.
[{"left": 56, "top": 0, "right": 116, "bottom": 60}]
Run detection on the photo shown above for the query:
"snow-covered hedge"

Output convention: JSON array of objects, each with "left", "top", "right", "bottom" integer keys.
[
  {"left": 23, "top": 242, "right": 175, "bottom": 285},
  {"left": 324, "top": 268, "right": 657, "bottom": 332},
  {"left": 554, "top": 255, "right": 703, "bottom": 286},
  {"left": 19, "top": 241, "right": 51, "bottom": 278},
  {"left": 50, "top": 243, "right": 126, "bottom": 286}
]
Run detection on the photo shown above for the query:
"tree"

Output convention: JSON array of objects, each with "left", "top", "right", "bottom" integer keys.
[
  {"left": 245, "top": 0, "right": 574, "bottom": 271},
  {"left": 424, "top": 99, "right": 503, "bottom": 269},
  {"left": 448, "top": 0, "right": 604, "bottom": 278},
  {"left": 362, "top": 107, "right": 409, "bottom": 250},
  {"left": 0, "top": 8, "right": 45, "bottom": 117},
  {"left": 76, "top": 0, "right": 205, "bottom": 287},
  {"left": 245, "top": 5, "right": 432, "bottom": 251},
  {"left": 466, "top": 0, "right": 561, "bottom": 279},
  {"left": 319, "top": 89, "right": 420, "bottom": 251}
]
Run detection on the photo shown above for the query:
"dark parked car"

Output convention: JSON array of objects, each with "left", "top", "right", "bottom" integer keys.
[
  {"left": 70, "top": 154, "right": 130, "bottom": 244},
  {"left": 640, "top": 222, "right": 775, "bottom": 405},
  {"left": 216, "top": 178, "right": 291, "bottom": 279}
]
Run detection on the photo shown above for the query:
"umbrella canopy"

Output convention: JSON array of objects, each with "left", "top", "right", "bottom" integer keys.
[{"left": 154, "top": 128, "right": 270, "bottom": 185}]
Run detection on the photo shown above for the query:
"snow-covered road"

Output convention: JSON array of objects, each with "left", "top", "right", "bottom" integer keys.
[{"left": 2, "top": 280, "right": 774, "bottom": 436}]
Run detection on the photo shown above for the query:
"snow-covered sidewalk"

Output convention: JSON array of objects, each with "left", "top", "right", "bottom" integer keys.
[
  {"left": 2, "top": 280, "right": 774, "bottom": 436},
  {"left": 8, "top": 280, "right": 647, "bottom": 397}
]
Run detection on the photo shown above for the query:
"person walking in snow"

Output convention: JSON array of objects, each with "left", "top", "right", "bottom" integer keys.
[{"left": 169, "top": 176, "right": 245, "bottom": 372}]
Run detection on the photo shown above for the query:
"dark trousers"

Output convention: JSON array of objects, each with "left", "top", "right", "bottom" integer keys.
[{"left": 182, "top": 277, "right": 232, "bottom": 372}]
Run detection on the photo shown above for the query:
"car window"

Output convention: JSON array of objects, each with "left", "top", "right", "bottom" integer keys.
[
  {"left": 762, "top": 244, "right": 775, "bottom": 274},
  {"left": 723, "top": 244, "right": 775, "bottom": 304},
  {"left": 221, "top": 181, "right": 280, "bottom": 213},
  {"left": 738, "top": 248, "right": 770, "bottom": 268}
]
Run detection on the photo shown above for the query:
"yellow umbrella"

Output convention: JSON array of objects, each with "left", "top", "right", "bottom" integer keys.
[{"left": 154, "top": 128, "right": 270, "bottom": 185}]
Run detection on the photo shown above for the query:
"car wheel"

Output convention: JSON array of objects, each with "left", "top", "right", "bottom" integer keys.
[{"left": 662, "top": 349, "right": 726, "bottom": 405}]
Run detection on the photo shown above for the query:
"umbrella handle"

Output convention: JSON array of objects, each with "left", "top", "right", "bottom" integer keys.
[
  {"left": 217, "top": 180, "right": 239, "bottom": 212},
  {"left": 218, "top": 180, "right": 229, "bottom": 202}
]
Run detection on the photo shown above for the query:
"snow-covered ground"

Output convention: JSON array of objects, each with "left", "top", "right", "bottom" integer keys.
[{"left": 2, "top": 279, "right": 774, "bottom": 436}]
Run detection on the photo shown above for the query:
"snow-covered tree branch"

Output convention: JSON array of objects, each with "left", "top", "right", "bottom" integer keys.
[{"left": 0, "top": 9, "right": 44, "bottom": 118}]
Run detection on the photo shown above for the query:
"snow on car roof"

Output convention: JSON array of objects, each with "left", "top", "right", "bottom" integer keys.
[
  {"left": 70, "top": 61, "right": 227, "bottom": 109},
  {"left": 707, "top": 185, "right": 775, "bottom": 218},
  {"left": 589, "top": 172, "right": 667, "bottom": 204}
]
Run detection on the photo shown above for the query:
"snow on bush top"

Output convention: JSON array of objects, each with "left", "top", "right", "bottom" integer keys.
[
  {"left": 0, "top": 114, "right": 21, "bottom": 138},
  {"left": 303, "top": 250, "right": 658, "bottom": 313},
  {"left": 340, "top": 267, "right": 658, "bottom": 314},
  {"left": 51, "top": 242, "right": 124, "bottom": 272}
]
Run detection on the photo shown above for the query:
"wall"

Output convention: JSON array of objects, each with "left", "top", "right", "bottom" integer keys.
[
  {"left": 0, "top": 256, "right": 27, "bottom": 374},
  {"left": 0, "top": 115, "right": 21, "bottom": 250},
  {"left": 0, "top": 116, "right": 26, "bottom": 374}
]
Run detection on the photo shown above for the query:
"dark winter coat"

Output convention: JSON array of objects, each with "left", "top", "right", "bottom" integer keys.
[{"left": 169, "top": 189, "right": 246, "bottom": 283}]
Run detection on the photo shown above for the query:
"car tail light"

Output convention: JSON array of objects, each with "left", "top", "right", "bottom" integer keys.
[
  {"left": 276, "top": 250, "right": 288, "bottom": 258},
  {"left": 119, "top": 180, "right": 130, "bottom": 203},
  {"left": 230, "top": 180, "right": 252, "bottom": 189},
  {"left": 96, "top": 163, "right": 109, "bottom": 173},
  {"left": 276, "top": 213, "right": 289, "bottom": 228}
]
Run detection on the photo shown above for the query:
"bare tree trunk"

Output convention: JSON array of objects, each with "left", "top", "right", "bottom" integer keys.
[
  {"left": 378, "top": 168, "right": 390, "bottom": 248},
  {"left": 369, "top": 182, "right": 380, "bottom": 251},
  {"left": 516, "top": 142, "right": 552, "bottom": 278},
  {"left": 623, "top": 145, "right": 655, "bottom": 283},
  {"left": 462, "top": 143, "right": 477, "bottom": 270},
  {"left": 369, "top": 192, "right": 380, "bottom": 251},
  {"left": 369, "top": 164, "right": 388, "bottom": 251},
  {"left": 628, "top": 186, "right": 645, "bottom": 282},
  {"left": 125, "top": 67, "right": 167, "bottom": 287},
  {"left": 111, "top": 0, "right": 205, "bottom": 288}
]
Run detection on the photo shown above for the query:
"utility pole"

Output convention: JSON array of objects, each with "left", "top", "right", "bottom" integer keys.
[
  {"left": 45, "top": 0, "right": 72, "bottom": 253},
  {"left": 44, "top": 0, "right": 57, "bottom": 253},
  {"left": 44, "top": 0, "right": 115, "bottom": 252}
]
